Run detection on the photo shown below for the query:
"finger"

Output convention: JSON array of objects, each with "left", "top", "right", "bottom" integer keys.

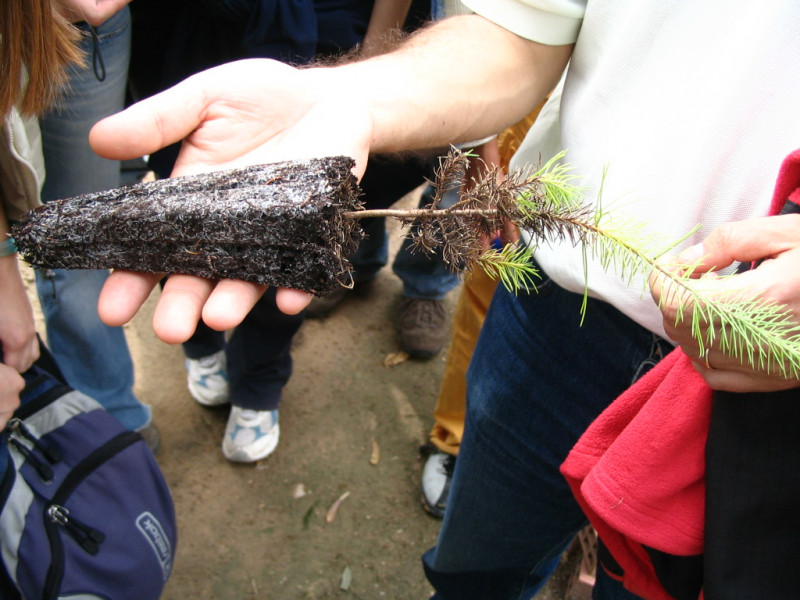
[
  {"left": 649, "top": 267, "right": 695, "bottom": 327},
  {"left": 5, "top": 367, "right": 25, "bottom": 393},
  {"left": 696, "top": 366, "right": 799, "bottom": 393},
  {"left": 152, "top": 275, "right": 216, "bottom": 344},
  {"left": 677, "top": 214, "right": 800, "bottom": 272},
  {"left": 98, "top": 270, "right": 162, "bottom": 326},
  {"left": 276, "top": 288, "right": 314, "bottom": 315},
  {"left": 200, "top": 280, "right": 267, "bottom": 331},
  {"left": 89, "top": 77, "right": 208, "bottom": 161},
  {"left": 502, "top": 219, "right": 520, "bottom": 245},
  {"left": 3, "top": 337, "right": 40, "bottom": 373}
]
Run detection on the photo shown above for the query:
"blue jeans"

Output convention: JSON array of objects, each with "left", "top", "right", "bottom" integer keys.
[
  {"left": 422, "top": 270, "right": 665, "bottom": 599},
  {"left": 35, "top": 7, "right": 150, "bottom": 432},
  {"left": 354, "top": 185, "right": 461, "bottom": 299}
]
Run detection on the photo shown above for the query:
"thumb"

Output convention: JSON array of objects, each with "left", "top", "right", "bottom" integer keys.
[
  {"left": 677, "top": 214, "right": 800, "bottom": 274},
  {"left": 89, "top": 76, "right": 208, "bottom": 161}
]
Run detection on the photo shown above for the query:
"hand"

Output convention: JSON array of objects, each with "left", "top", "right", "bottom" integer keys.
[
  {"left": 464, "top": 138, "right": 520, "bottom": 247},
  {"left": 0, "top": 258, "right": 39, "bottom": 372},
  {"left": 89, "top": 59, "right": 373, "bottom": 343},
  {"left": 0, "top": 363, "right": 24, "bottom": 431},
  {"left": 53, "top": 0, "right": 131, "bottom": 26},
  {"left": 650, "top": 214, "right": 800, "bottom": 392}
]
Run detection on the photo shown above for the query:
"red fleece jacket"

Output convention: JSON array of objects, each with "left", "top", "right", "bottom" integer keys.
[{"left": 560, "top": 149, "right": 800, "bottom": 600}]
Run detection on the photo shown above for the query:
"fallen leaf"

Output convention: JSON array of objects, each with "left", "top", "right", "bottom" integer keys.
[
  {"left": 383, "top": 351, "right": 409, "bottom": 367},
  {"left": 302, "top": 502, "right": 318, "bottom": 529},
  {"left": 369, "top": 438, "right": 380, "bottom": 465},
  {"left": 340, "top": 566, "right": 352, "bottom": 591},
  {"left": 326, "top": 491, "right": 351, "bottom": 523}
]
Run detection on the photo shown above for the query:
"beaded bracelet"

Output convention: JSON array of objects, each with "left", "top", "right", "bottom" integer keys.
[{"left": 0, "top": 238, "right": 18, "bottom": 257}]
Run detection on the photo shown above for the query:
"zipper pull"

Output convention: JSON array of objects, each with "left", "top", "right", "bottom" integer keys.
[
  {"left": 6, "top": 418, "right": 62, "bottom": 463},
  {"left": 7, "top": 436, "right": 54, "bottom": 482},
  {"left": 47, "top": 505, "right": 105, "bottom": 555}
]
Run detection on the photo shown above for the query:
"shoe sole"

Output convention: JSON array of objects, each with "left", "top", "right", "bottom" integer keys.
[
  {"left": 222, "top": 424, "right": 280, "bottom": 463},
  {"left": 401, "top": 344, "right": 444, "bottom": 360},
  {"left": 419, "top": 489, "right": 445, "bottom": 519}
]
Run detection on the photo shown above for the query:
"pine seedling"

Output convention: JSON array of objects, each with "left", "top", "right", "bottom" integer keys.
[
  {"left": 12, "top": 147, "right": 800, "bottom": 377},
  {"left": 353, "top": 148, "right": 800, "bottom": 378}
]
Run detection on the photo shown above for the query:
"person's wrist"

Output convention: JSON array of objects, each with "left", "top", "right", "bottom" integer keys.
[{"left": 0, "top": 238, "right": 17, "bottom": 257}]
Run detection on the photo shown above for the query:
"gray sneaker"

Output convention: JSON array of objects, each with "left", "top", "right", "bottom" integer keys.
[{"left": 398, "top": 298, "right": 448, "bottom": 358}]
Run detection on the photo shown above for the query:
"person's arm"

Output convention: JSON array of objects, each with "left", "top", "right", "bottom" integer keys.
[
  {"left": 0, "top": 363, "right": 24, "bottom": 431},
  {"left": 360, "top": 0, "right": 414, "bottom": 58},
  {"left": 89, "top": 14, "right": 573, "bottom": 343},
  {"left": 340, "top": 15, "right": 571, "bottom": 156},
  {"left": 650, "top": 214, "right": 800, "bottom": 392},
  {"left": 0, "top": 210, "right": 39, "bottom": 372}
]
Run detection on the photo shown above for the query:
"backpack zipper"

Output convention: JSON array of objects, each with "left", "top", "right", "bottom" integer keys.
[
  {"left": 42, "top": 430, "right": 141, "bottom": 600},
  {"left": 47, "top": 505, "right": 105, "bottom": 555},
  {"left": 6, "top": 418, "right": 61, "bottom": 463}
]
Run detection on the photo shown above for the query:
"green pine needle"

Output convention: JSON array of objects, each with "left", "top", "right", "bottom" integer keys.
[
  {"left": 494, "top": 152, "right": 800, "bottom": 379},
  {"left": 478, "top": 244, "right": 540, "bottom": 293}
]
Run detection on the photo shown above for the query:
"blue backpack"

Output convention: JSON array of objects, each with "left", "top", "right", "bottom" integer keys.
[{"left": 0, "top": 352, "right": 177, "bottom": 600}]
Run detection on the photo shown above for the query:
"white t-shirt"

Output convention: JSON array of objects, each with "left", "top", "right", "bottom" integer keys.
[{"left": 462, "top": 0, "right": 800, "bottom": 337}]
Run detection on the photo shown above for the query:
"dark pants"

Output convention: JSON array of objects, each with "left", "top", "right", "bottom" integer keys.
[
  {"left": 182, "top": 288, "right": 302, "bottom": 411},
  {"left": 422, "top": 272, "right": 658, "bottom": 600}
]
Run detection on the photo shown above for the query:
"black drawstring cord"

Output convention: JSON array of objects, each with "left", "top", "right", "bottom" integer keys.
[{"left": 88, "top": 24, "right": 106, "bottom": 82}]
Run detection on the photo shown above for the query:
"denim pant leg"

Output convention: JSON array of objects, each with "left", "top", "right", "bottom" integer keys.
[
  {"left": 34, "top": 9, "right": 149, "bottom": 431},
  {"left": 34, "top": 268, "right": 150, "bottom": 431},
  {"left": 225, "top": 289, "right": 304, "bottom": 412},
  {"left": 349, "top": 217, "right": 389, "bottom": 283},
  {"left": 39, "top": 7, "right": 131, "bottom": 198},
  {"left": 423, "top": 276, "right": 657, "bottom": 600},
  {"left": 392, "top": 185, "right": 461, "bottom": 300},
  {"left": 355, "top": 153, "right": 434, "bottom": 282}
]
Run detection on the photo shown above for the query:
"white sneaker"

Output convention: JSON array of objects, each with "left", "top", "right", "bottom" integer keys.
[
  {"left": 420, "top": 451, "right": 456, "bottom": 519},
  {"left": 185, "top": 350, "right": 230, "bottom": 407},
  {"left": 222, "top": 406, "right": 280, "bottom": 463}
]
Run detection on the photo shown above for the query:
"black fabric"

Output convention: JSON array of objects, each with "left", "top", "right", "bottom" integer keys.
[
  {"left": 644, "top": 546, "right": 703, "bottom": 600},
  {"left": 129, "top": 0, "right": 318, "bottom": 98},
  {"left": 313, "top": 0, "right": 371, "bottom": 57},
  {"left": 703, "top": 388, "right": 800, "bottom": 600},
  {"left": 359, "top": 152, "right": 436, "bottom": 210}
]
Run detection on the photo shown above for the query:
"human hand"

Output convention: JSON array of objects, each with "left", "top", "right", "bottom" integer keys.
[
  {"left": 650, "top": 214, "right": 800, "bottom": 392},
  {"left": 53, "top": 0, "right": 131, "bottom": 26},
  {"left": 0, "top": 363, "right": 24, "bottom": 431},
  {"left": 89, "top": 59, "right": 373, "bottom": 343},
  {"left": 0, "top": 258, "right": 39, "bottom": 372},
  {"left": 461, "top": 139, "right": 519, "bottom": 248}
]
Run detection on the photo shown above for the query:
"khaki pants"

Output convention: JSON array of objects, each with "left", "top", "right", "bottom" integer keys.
[{"left": 428, "top": 267, "right": 497, "bottom": 455}]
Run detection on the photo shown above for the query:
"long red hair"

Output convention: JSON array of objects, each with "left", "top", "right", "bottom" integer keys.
[{"left": 0, "top": 0, "right": 84, "bottom": 116}]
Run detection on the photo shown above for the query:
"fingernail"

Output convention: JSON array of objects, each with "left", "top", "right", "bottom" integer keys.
[{"left": 677, "top": 243, "right": 704, "bottom": 265}]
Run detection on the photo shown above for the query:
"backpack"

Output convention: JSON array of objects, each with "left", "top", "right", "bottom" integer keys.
[{"left": 0, "top": 349, "right": 177, "bottom": 600}]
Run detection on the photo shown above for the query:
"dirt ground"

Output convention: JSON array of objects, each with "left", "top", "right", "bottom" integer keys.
[{"left": 23, "top": 188, "right": 581, "bottom": 600}]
